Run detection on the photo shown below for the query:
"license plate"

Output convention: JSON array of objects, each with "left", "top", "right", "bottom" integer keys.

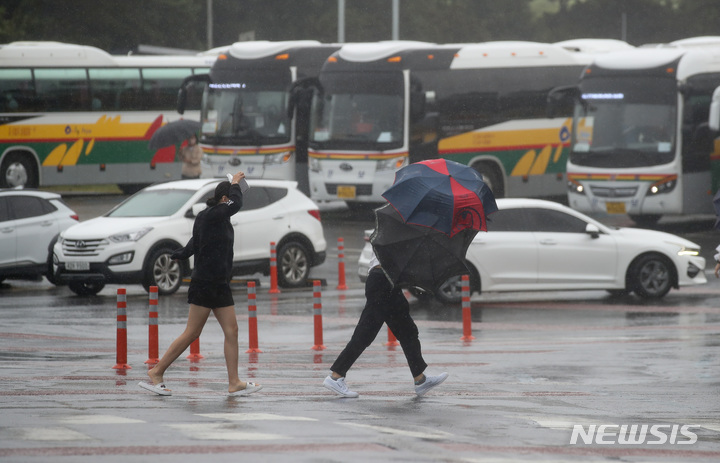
[
  {"left": 336, "top": 185, "right": 356, "bottom": 199},
  {"left": 606, "top": 202, "right": 626, "bottom": 214},
  {"left": 66, "top": 261, "right": 90, "bottom": 271}
]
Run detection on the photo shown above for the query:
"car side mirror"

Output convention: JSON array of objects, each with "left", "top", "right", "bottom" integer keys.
[
  {"left": 186, "top": 203, "right": 207, "bottom": 218},
  {"left": 585, "top": 223, "right": 600, "bottom": 239}
]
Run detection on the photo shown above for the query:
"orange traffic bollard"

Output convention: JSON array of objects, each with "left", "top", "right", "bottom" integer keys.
[
  {"left": 112, "top": 288, "right": 131, "bottom": 369},
  {"left": 187, "top": 338, "right": 204, "bottom": 361},
  {"left": 145, "top": 286, "right": 159, "bottom": 365},
  {"left": 460, "top": 275, "right": 475, "bottom": 341},
  {"left": 384, "top": 326, "right": 400, "bottom": 347},
  {"left": 246, "top": 281, "right": 262, "bottom": 353},
  {"left": 269, "top": 241, "right": 281, "bottom": 294},
  {"left": 311, "top": 280, "right": 326, "bottom": 350},
  {"left": 336, "top": 237, "right": 347, "bottom": 290}
]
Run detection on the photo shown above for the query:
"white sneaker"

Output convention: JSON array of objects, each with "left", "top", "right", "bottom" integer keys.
[
  {"left": 323, "top": 375, "right": 359, "bottom": 398},
  {"left": 415, "top": 372, "right": 448, "bottom": 396}
]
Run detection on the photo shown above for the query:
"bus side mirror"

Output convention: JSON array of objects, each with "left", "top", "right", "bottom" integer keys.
[
  {"left": 547, "top": 85, "right": 581, "bottom": 118},
  {"left": 410, "top": 91, "right": 426, "bottom": 122},
  {"left": 709, "top": 87, "right": 720, "bottom": 131},
  {"left": 288, "top": 77, "right": 321, "bottom": 119},
  {"left": 177, "top": 74, "right": 211, "bottom": 115}
]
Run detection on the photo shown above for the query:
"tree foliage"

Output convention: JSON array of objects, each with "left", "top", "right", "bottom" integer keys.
[{"left": 0, "top": 0, "right": 714, "bottom": 53}]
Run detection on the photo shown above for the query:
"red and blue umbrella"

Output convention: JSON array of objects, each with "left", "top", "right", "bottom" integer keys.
[{"left": 382, "top": 159, "right": 498, "bottom": 237}]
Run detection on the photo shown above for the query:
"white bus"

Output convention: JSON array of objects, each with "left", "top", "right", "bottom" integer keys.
[
  {"left": 0, "top": 41, "right": 215, "bottom": 192},
  {"left": 306, "top": 40, "right": 631, "bottom": 205},
  {"left": 178, "top": 41, "right": 340, "bottom": 194},
  {"left": 558, "top": 37, "right": 720, "bottom": 224}
]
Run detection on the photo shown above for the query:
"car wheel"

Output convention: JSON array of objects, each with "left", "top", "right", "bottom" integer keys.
[
  {"left": 45, "top": 236, "right": 62, "bottom": 286},
  {"left": 277, "top": 241, "right": 310, "bottom": 288},
  {"left": 68, "top": 281, "right": 105, "bottom": 296},
  {"left": 435, "top": 275, "right": 464, "bottom": 304},
  {"left": 629, "top": 254, "right": 673, "bottom": 299},
  {"left": 1, "top": 152, "right": 38, "bottom": 188},
  {"left": 143, "top": 246, "right": 183, "bottom": 295}
]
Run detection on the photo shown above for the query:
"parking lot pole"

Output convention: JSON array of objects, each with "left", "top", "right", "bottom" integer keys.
[
  {"left": 269, "top": 242, "right": 281, "bottom": 294},
  {"left": 311, "top": 280, "right": 326, "bottom": 350},
  {"left": 112, "top": 288, "right": 131, "bottom": 369},
  {"left": 145, "top": 286, "right": 159, "bottom": 365},
  {"left": 336, "top": 237, "right": 347, "bottom": 290},
  {"left": 460, "top": 275, "right": 475, "bottom": 342},
  {"left": 246, "top": 281, "right": 262, "bottom": 353}
]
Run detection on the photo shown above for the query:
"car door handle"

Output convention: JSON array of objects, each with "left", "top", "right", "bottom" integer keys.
[
  {"left": 40, "top": 221, "right": 53, "bottom": 227},
  {"left": 539, "top": 239, "right": 557, "bottom": 245},
  {"left": 272, "top": 216, "right": 284, "bottom": 220},
  {"left": 1, "top": 227, "right": 13, "bottom": 233}
]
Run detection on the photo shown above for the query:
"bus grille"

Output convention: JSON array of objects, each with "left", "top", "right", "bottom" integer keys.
[
  {"left": 62, "top": 239, "right": 107, "bottom": 256},
  {"left": 590, "top": 185, "right": 638, "bottom": 198},
  {"left": 325, "top": 184, "right": 373, "bottom": 195}
]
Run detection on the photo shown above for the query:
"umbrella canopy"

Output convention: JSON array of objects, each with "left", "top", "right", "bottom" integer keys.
[
  {"left": 148, "top": 119, "right": 201, "bottom": 151},
  {"left": 382, "top": 159, "right": 498, "bottom": 237},
  {"left": 370, "top": 204, "right": 477, "bottom": 292}
]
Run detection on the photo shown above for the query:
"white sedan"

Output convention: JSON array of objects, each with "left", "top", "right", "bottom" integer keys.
[
  {"left": 358, "top": 198, "right": 706, "bottom": 303},
  {"left": 53, "top": 178, "right": 327, "bottom": 296}
]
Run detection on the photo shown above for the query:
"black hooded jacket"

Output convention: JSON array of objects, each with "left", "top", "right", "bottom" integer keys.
[{"left": 172, "top": 183, "right": 243, "bottom": 283}]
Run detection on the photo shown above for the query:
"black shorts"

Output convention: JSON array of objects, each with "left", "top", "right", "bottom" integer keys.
[{"left": 187, "top": 280, "right": 234, "bottom": 309}]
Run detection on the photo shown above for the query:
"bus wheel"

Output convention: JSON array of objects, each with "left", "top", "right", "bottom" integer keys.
[
  {"left": 1, "top": 153, "right": 38, "bottom": 189},
  {"left": 629, "top": 214, "right": 661, "bottom": 227},
  {"left": 471, "top": 162, "right": 504, "bottom": 198}
]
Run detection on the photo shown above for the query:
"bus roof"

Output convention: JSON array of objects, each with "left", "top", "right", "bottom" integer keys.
[
  {"left": 227, "top": 40, "right": 323, "bottom": 60},
  {"left": 554, "top": 38, "right": 633, "bottom": 54},
  {"left": 450, "top": 41, "right": 594, "bottom": 69},
  {"left": 590, "top": 44, "right": 720, "bottom": 80},
  {"left": 337, "top": 41, "right": 436, "bottom": 62},
  {"left": 114, "top": 55, "right": 217, "bottom": 68},
  {"left": 0, "top": 41, "right": 116, "bottom": 66}
]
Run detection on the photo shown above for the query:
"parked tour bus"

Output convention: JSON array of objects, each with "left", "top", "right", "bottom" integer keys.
[
  {"left": 306, "top": 39, "right": 631, "bottom": 205},
  {"left": 0, "top": 41, "right": 214, "bottom": 192},
  {"left": 177, "top": 41, "right": 340, "bottom": 194},
  {"left": 557, "top": 37, "right": 720, "bottom": 225}
]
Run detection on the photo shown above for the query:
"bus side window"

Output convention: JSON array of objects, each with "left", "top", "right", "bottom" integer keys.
[
  {"left": 0, "top": 68, "right": 34, "bottom": 113},
  {"left": 141, "top": 68, "right": 191, "bottom": 110},
  {"left": 35, "top": 68, "right": 89, "bottom": 111},
  {"left": 682, "top": 95, "right": 713, "bottom": 172},
  {"left": 89, "top": 68, "right": 142, "bottom": 111}
]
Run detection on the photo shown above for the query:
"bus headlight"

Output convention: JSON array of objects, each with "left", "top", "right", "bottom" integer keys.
[
  {"left": 647, "top": 176, "right": 677, "bottom": 195},
  {"left": 377, "top": 156, "right": 408, "bottom": 171},
  {"left": 263, "top": 151, "right": 293, "bottom": 165},
  {"left": 567, "top": 178, "right": 585, "bottom": 195}
]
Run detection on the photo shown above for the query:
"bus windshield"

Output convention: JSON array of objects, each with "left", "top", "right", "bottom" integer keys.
[
  {"left": 201, "top": 71, "right": 291, "bottom": 146},
  {"left": 571, "top": 76, "right": 678, "bottom": 168},
  {"left": 309, "top": 71, "right": 404, "bottom": 151}
]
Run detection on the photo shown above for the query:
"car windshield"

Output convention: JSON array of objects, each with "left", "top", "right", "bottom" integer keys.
[{"left": 107, "top": 189, "right": 196, "bottom": 217}]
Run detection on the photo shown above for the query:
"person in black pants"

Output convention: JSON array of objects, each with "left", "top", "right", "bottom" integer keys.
[
  {"left": 138, "top": 172, "right": 262, "bottom": 397},
  {"left": 323, "top": 253, "right": 448, "bottom": 398}
]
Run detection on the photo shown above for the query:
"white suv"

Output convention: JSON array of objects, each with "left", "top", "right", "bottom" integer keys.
[{"left": 53, "top": 178, "right": 327, "bottom": 296}]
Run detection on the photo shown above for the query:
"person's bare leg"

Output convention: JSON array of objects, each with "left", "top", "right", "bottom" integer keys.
[
  {"left": 147, "top": 304, "right": 211, "bottom": 386},
  {"left": 213, "top": 305, "right": 259, "bottom": 393}
]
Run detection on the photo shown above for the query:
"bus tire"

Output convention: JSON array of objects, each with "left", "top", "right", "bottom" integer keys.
[
  {"left": 629, "top": 214, "right": 661, "bottom": 227},
  {"left": 471, "top": 161, "right": 504, "bottom": 198},
  {"left": 1, "top": 152, "right": 38, "bottom": 189}
]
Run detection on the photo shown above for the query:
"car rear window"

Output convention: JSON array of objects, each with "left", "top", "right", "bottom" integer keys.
[
  {"left": 108, "top": 189, "right": 195, "bottom": 217},
  {"left": 240, "top": 187, "right": 288, "bottom": 211},
  {"left": 8, "top": 195, "right": 52, "bottom": 220}
]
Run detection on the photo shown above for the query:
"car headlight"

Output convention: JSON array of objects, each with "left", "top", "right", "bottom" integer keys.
[
  {"left": 377, "top": 156, "right": 408, "bottom": 171},
  {"left": 674, "top": 245, "right": 700, "bottom": 257},
  {"left": 109, "top": 227, "right": 153, "bottom": 243}
]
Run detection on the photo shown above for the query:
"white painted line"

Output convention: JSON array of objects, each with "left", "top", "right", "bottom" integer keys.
[
  {"left": 16, "top": 427, "right": 92, "bottom": 441},
  {"left": 167, "top": 423, "right": 288, "bottom": 441},
  {"left": 198, "top": 412, "right": 316, "bottom": 422},
  {"left": 340, "top": 422, "right": 452, "bottom": 440},
  {"left": 58, "top": 415, "right": 145, "bottom": 425}
]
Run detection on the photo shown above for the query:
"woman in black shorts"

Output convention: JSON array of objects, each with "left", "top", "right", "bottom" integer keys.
[{"left": 139, "top": 171, "right": 262, "bottom": 397}]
